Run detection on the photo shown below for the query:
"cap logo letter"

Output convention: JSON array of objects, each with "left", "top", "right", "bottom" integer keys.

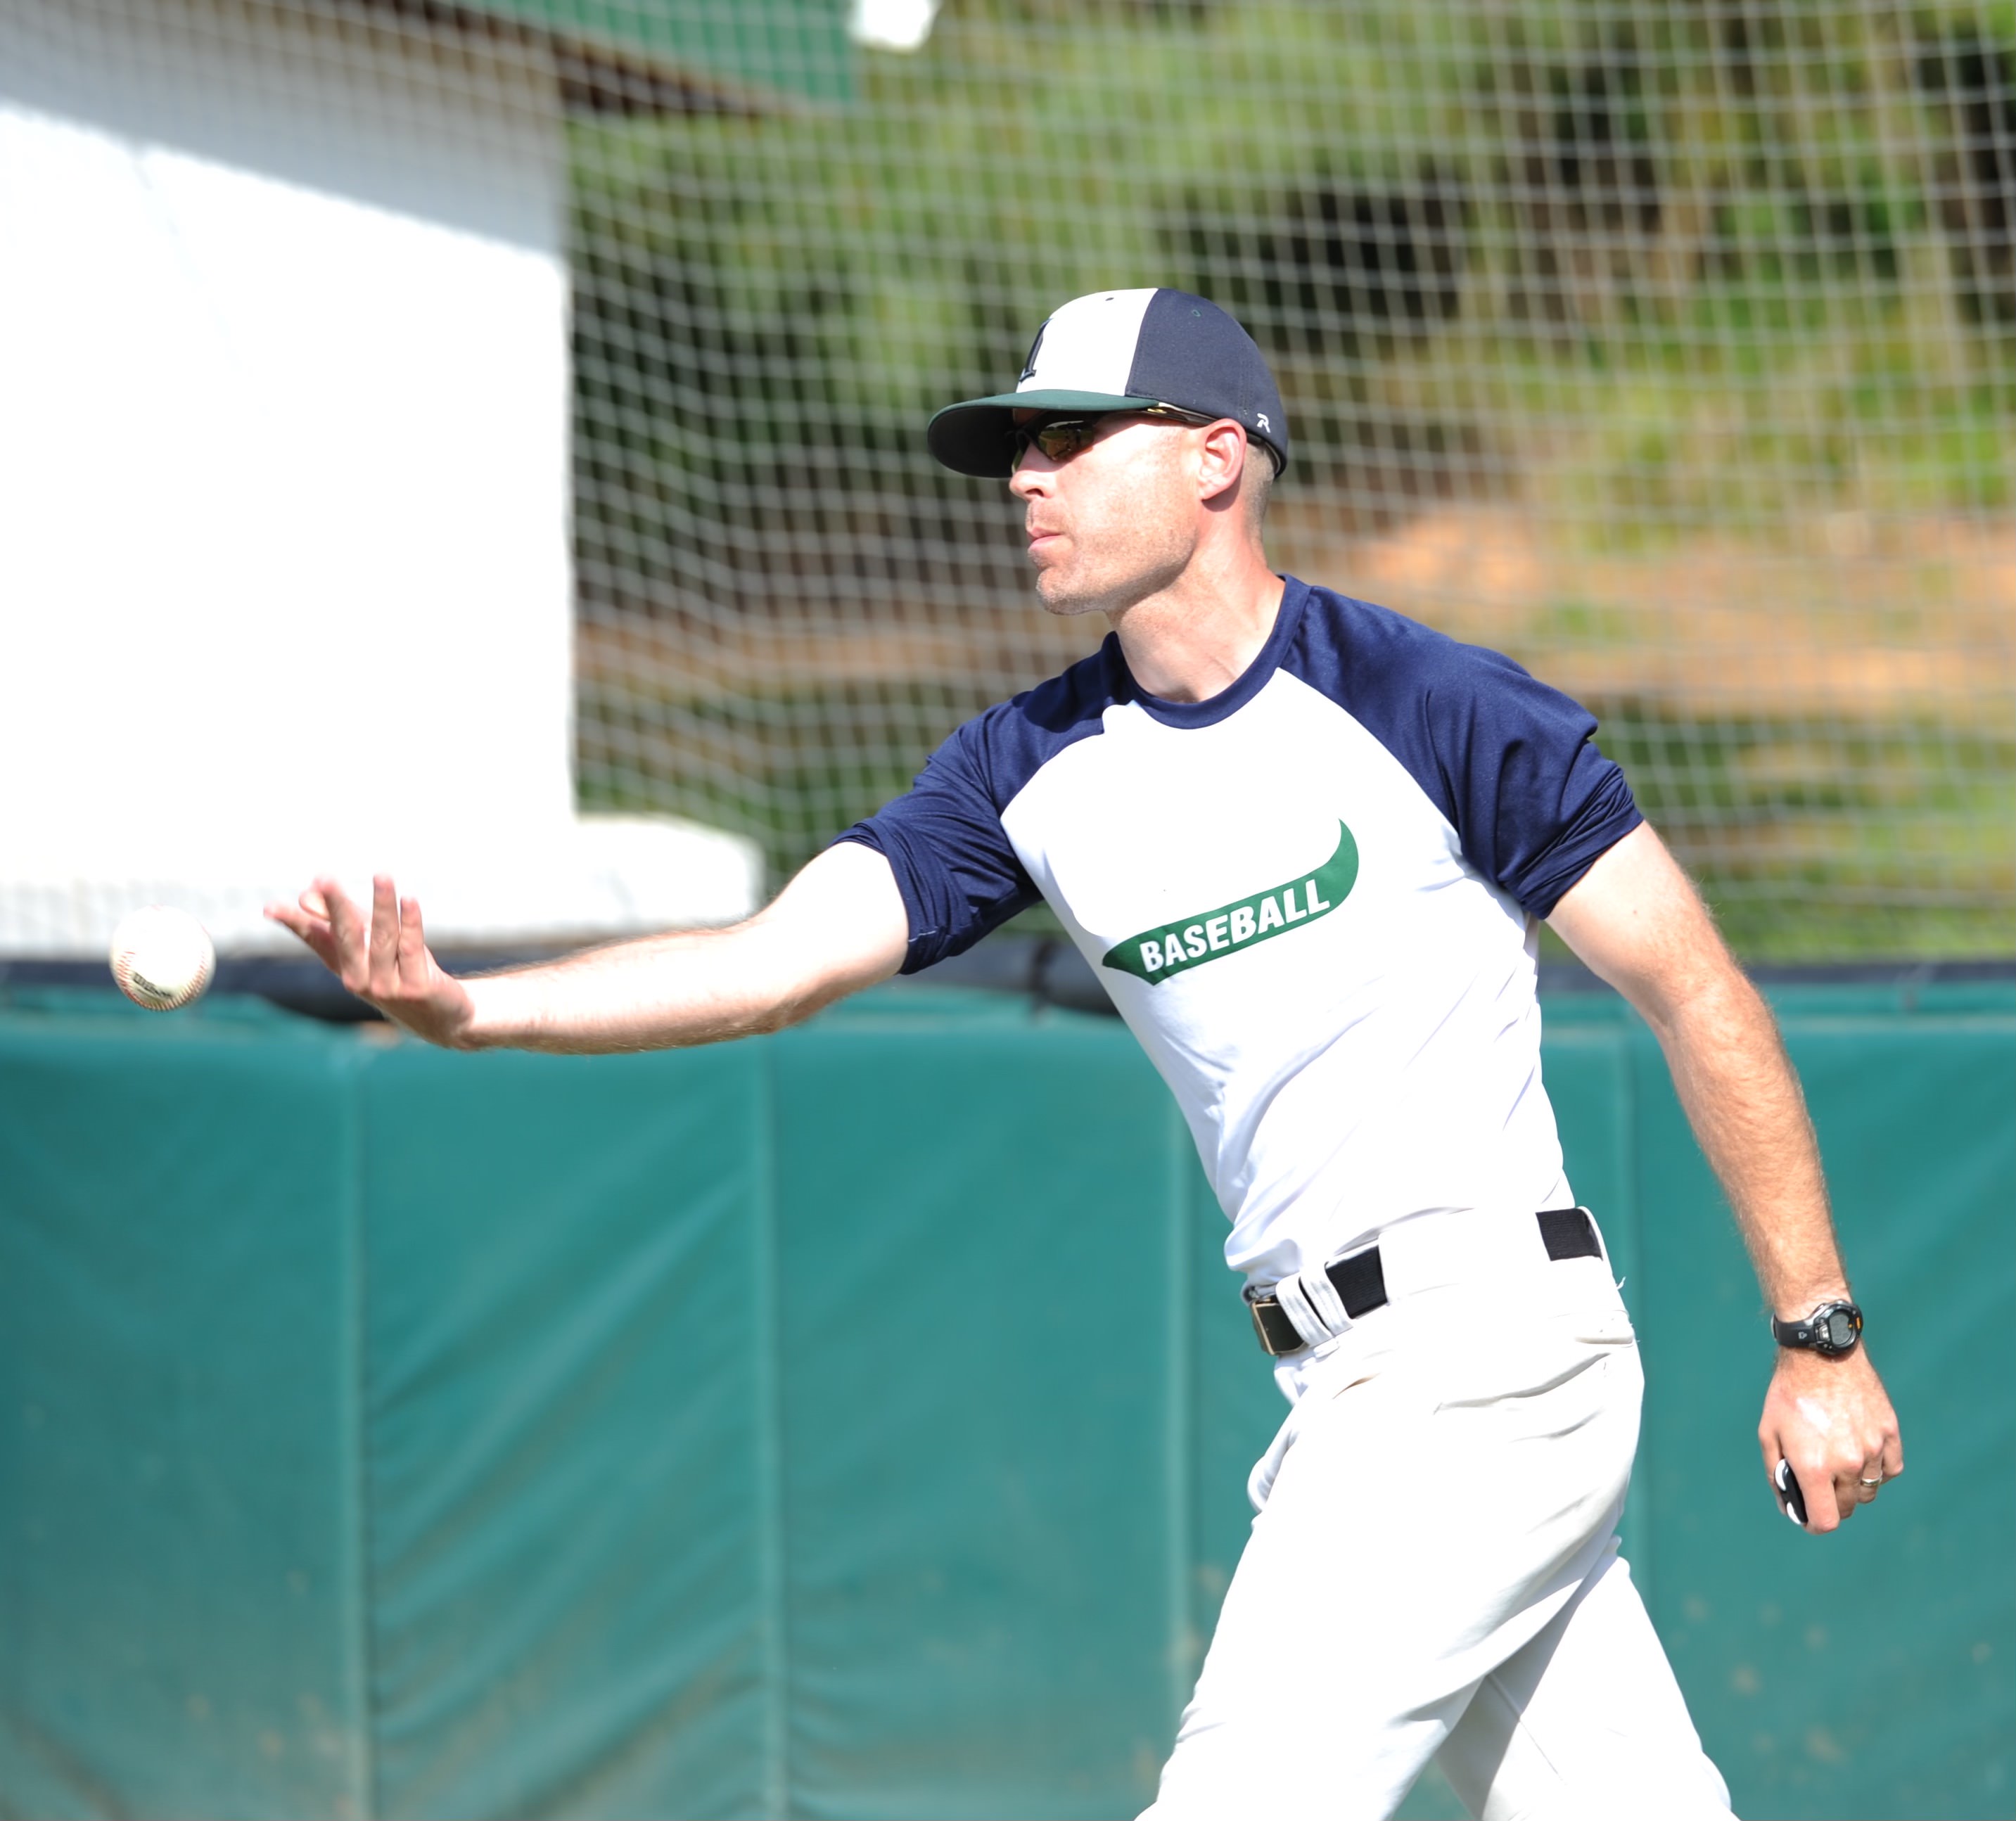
[{"left": 1018, "top": 323, "right": 1047, "bottom": 385}]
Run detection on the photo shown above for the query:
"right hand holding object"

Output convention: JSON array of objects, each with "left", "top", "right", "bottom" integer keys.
[
  {"left": 1758, "top": 1345, "right": 1901, "bottom": 1532},
  {"left": 265, "top": 874, "right": 476, "bottom": 1047}
]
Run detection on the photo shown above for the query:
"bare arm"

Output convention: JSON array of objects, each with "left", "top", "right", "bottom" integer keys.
[
  {"left": 264, "top": 840, "right": 910, "bottom": 1054},
  {"left": 1547, "top": 822, "right": 1902, "bottom": 1531}
]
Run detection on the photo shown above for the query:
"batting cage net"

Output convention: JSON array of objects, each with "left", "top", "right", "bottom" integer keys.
[{"left": 8, "top": 0, "right": 2015, "bottom": 961}]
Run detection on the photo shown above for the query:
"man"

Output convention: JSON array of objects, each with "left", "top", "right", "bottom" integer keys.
[{"left": 270, "top": 289, "right": 1901, "bottom": 1819}]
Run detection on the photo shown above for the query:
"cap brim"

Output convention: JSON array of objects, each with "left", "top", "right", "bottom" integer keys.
[{"left": 926, "top": 389, "right": 1159, "bottom": 478}]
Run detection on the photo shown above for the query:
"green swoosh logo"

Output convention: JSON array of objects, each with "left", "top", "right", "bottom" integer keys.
[{"left": 1100, "top": 821, "right": 1359, "bottom": 985}]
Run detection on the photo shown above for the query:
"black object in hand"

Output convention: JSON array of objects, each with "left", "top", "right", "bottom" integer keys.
[{"left": 1775, "top": 1458, "right": 1808, "bottom": 1528}]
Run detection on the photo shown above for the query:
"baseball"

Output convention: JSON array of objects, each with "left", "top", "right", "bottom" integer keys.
[{"left": 109, "top": 906, "right": 216, "bottom": 1011}]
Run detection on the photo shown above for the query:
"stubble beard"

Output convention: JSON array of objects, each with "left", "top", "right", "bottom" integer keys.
[{"left": 1030, "top": 511, "right": 1194, "bottom": 622}]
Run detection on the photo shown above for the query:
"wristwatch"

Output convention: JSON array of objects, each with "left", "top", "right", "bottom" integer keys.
[{"left": 1771, "top": 1299, "right": 1863, "bottom": 1357}]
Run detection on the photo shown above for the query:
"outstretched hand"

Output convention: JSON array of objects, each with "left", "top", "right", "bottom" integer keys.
[
  {"left": 265, "top": 875, "right": 476, "bottom": 1047},
  {"left": 1759, "top": 1346, "right": 1901, "bottom": 1532}
]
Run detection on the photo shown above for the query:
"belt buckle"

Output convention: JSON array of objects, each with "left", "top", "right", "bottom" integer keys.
[{"left": 1246, "top": 1291, "right": 1297, "bottom": 1357}]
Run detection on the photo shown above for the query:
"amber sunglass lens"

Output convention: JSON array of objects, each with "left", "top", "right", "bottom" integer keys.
[
  {"left": 1009, "top": 416, "right": 1103, "bottom": 465},
  {"left": 1035, "top": 420, "right": 1099, "bottom": 460}
]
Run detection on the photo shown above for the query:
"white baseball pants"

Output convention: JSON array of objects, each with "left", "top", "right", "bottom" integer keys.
[{"left": 1143, "top": 1221, "right": 1733, "bottom": 1821}]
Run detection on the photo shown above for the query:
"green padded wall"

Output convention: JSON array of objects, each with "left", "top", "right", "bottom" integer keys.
[
  {"left": 0, "top": 1004, "right": 371, "bottom": 1818},
  {"left": 358, "top": 1044, "right": 772, "bottom": 1818},
  {"left": 0, "top": 981, "right": 2008, "bottom": 1820}
]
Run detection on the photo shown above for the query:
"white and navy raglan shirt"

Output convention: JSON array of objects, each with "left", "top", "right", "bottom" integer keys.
[{"left": 838, "top": 577, "right": 1642, "bottom": 1291}]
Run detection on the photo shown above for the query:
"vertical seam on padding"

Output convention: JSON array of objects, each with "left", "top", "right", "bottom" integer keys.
[
  {"left": 1163, "top": 1097, "right": 1199, "bottom": 1730},
  {"left": 343, "top": 1040, "right": 383, "bottom": 1821},
  {"left": 751, "top": 1044, "right": 790, "bottom": 1819}
]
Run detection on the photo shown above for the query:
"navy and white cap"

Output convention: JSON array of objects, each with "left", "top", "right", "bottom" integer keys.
[{"left": 928, "top": 288, "right": 1289, "bottom": 480}]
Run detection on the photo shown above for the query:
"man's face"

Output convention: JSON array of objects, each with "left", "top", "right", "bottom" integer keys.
[{"left": 1006, "top": 413, "right": 1204, "bottom": 618}]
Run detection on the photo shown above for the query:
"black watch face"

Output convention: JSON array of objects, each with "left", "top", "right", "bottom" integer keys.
[{"left": 1823, "top": 1308, "right": 1858, "bottom": 1350}]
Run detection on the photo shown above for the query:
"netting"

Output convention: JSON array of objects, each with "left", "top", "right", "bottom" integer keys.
[
  {"left": 11, "top": 0, "right": 2016, "bottom": 959},
  {"left": 573, "top": 0, "right": 2016, "bottom": 961}
]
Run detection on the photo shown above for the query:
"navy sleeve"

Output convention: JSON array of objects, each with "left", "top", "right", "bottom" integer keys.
[
  {"left": 834, "top": 710, "right": 1042, "bottom": 974},
  {"left": 835, "top": 649, "right": 1116, "bottom": 973},
  {"left": 1418, "top": 646, "right": 1643, "bottom": 916},
  {"left": 1291, "top": 590, "right": 1642, "bottom": 918}
]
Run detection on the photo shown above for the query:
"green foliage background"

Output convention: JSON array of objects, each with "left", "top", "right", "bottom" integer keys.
[{"left": 571, "top": 0, "right": 2015, "bottom": 958}]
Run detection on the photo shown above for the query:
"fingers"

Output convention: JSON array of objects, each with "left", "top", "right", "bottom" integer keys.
[
  {"left": 264, "top": 883, "right": 344, "bottom": 973},
  {"left": 264, "top": 874, "right": 470, "bottom": 1046},
  {"left": 1820, "top": 1443, "right": 1882, "bottom": 1526},
  {"left": 1811, "top": 1457, "right": 1849, "bottom": 1532},
  {"left": 1798, "top": 1457, "right": 1851, "bottom": 1530},
  {"left": 1851, "top": 1432, "right": 1906, "bottom": 1508},
  {"left": 312, "top": 877, "right": 373, "bottom": 996},
  {"left": 1836, "top": 1395, "right": 1904, "bottom": 1520},
  {"left": 1760, "top": 1435, "right": 1836, "bottom": 1532},
  {"left": 1761, "top": 1416, "right": 1839, "bottom": 1532},
  {"left": 260, "top": 877, "right": 383, "bottom": 996},
  {"left": 264, "top": 900, "right": 337, "bottom": 971},
  {"left": 366, "top": 876, "right": 401, "bottom": 999},
  {"left": 263, "top": 897, "right": 322, "bottom": 940},
  {"left": 397, "top": 894, "right": 430, "bottom": 988}
]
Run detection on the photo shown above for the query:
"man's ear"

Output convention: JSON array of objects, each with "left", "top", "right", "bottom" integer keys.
[{"left": 1198, "top": 420, "right": 1249, "bottom": 508}]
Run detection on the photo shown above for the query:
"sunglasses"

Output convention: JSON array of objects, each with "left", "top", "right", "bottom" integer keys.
[{"left": 1006, "top": 403, "right": 1218, "bottom": 466}]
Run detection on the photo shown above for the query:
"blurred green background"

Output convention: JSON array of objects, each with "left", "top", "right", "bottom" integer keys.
[{"left": 568, "top": 0, "right": 2014, "bottom": 961}]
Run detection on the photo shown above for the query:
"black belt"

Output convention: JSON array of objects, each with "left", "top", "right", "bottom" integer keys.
[{"left": 1246, "top": 1208, "right": 1602, "bottom": 1357}]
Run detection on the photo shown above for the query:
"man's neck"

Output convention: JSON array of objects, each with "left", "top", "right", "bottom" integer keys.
[{"left": 1106, "top": 547, "right": 1286, "bottom": 704}]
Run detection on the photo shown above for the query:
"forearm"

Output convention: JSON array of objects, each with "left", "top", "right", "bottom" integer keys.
[
  {"left": 1638, "top": 966, "right": 1847, "bottom": 1317},
  {"left": 268, "top": 841, "right": 910, "bottom": 1054},
  {"left": 1663, "top": 971, "right": 1905, "bottom": 1521},
  {"left": 1549, "top": 822, "right": 1899, "bottom": 1525},
  {"left": 459, "top": 921, "right": 854, "bottom": 1054},
  {"left": 1548, "top": 824, "right": 1846, "bottom": 1315}
]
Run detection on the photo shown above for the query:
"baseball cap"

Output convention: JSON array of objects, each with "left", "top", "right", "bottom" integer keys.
[{"left": 928, "top": 288, "right": 1289, "bottom": 479}]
